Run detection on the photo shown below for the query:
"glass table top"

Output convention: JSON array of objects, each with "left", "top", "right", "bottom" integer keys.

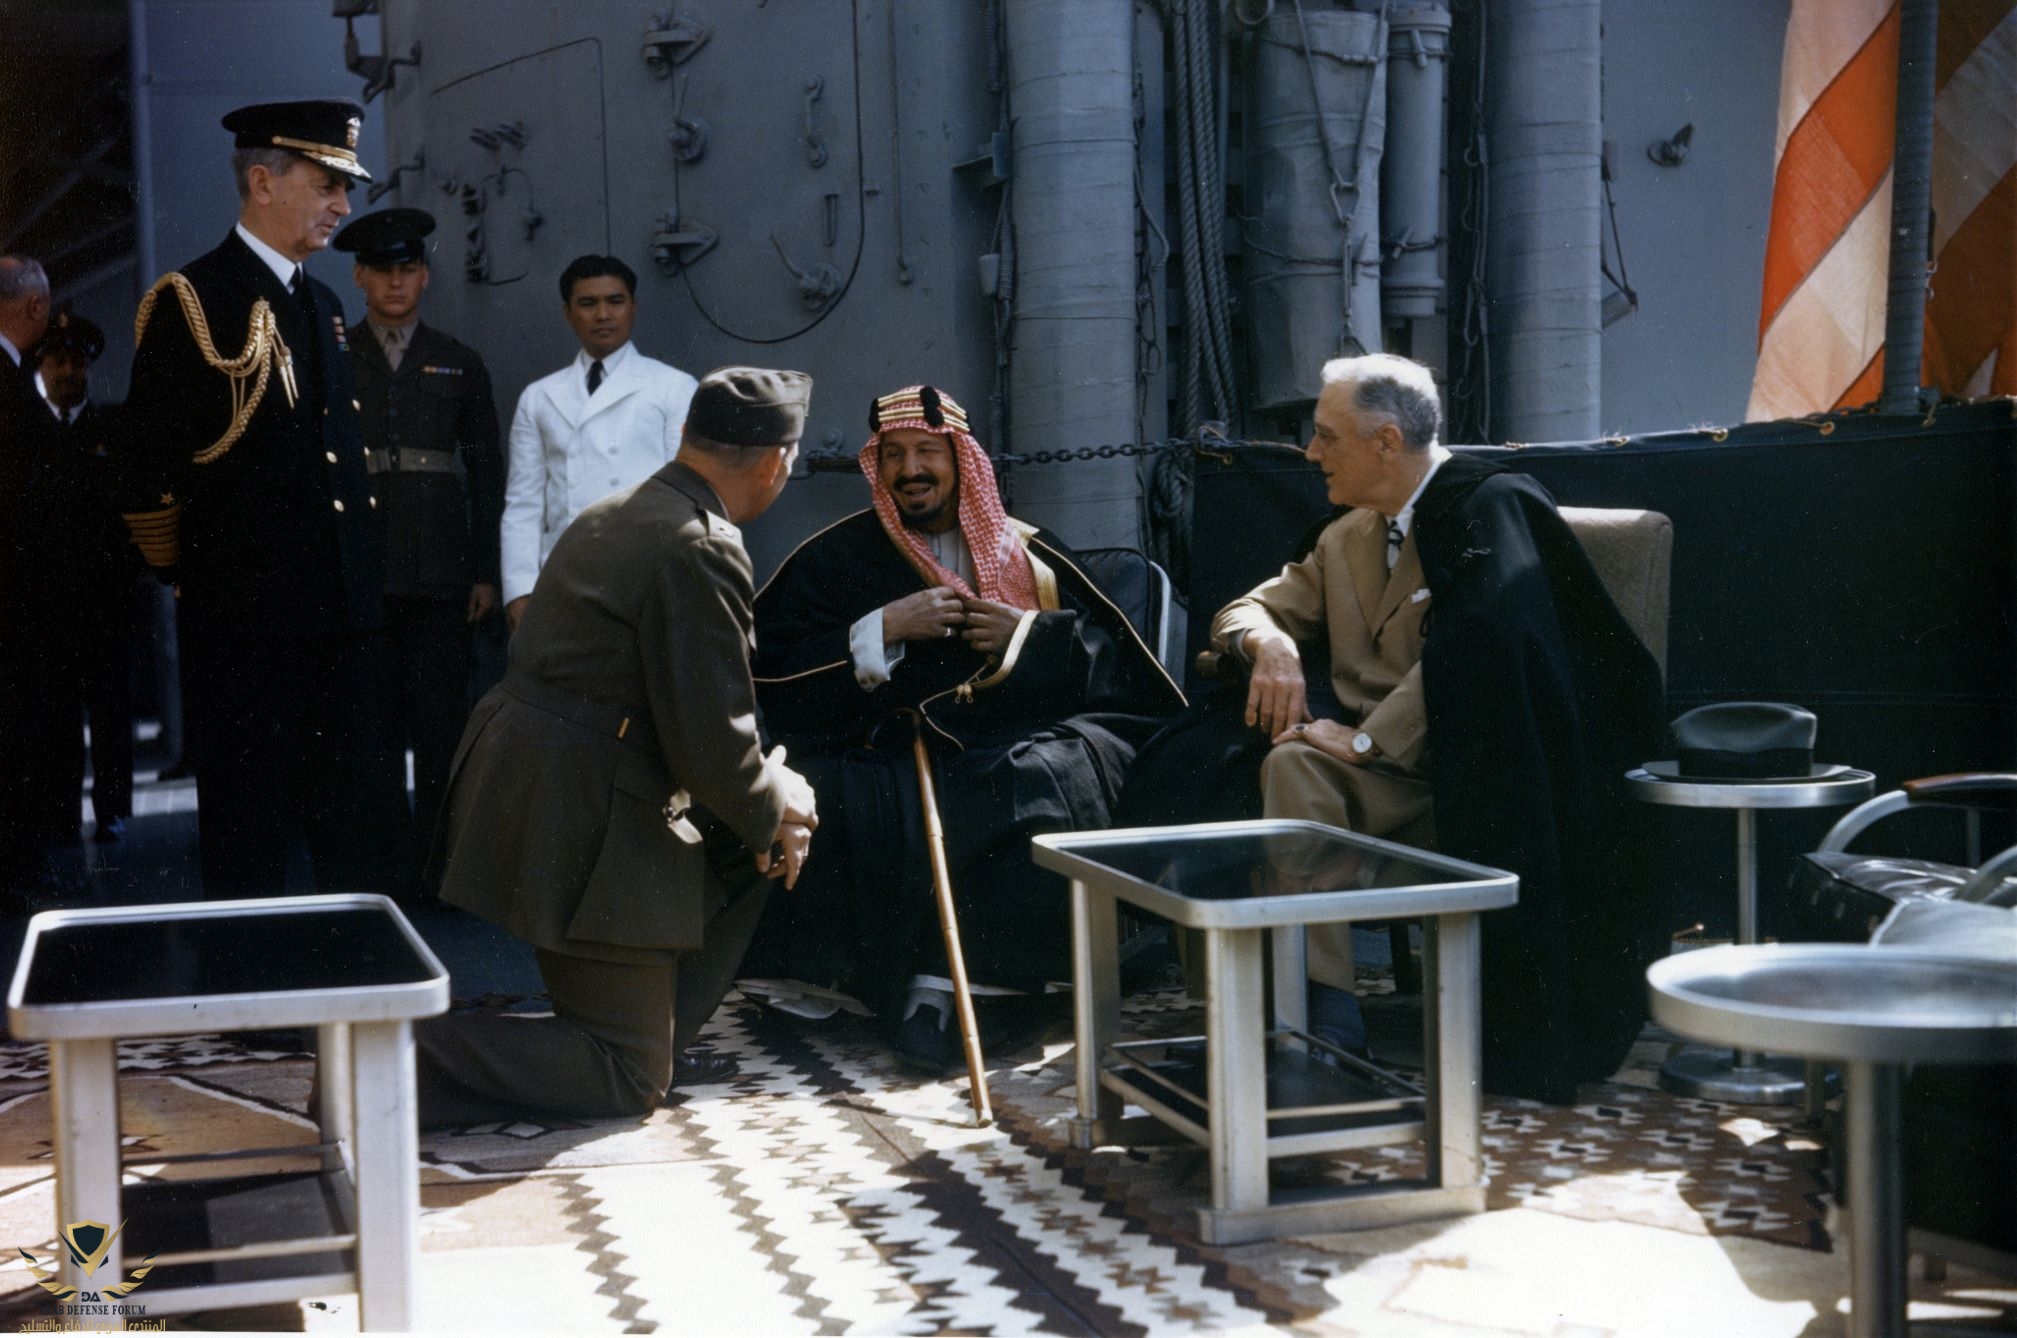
[
  {"left": 20, "top": 906, "right": 439, "bottom": 1006},
  {"left": 1032, "top": 821, "right": 1518, "bottom": 927},
  {"left": 1055, "top": 827, "right": 1453, "bottom": 900}
]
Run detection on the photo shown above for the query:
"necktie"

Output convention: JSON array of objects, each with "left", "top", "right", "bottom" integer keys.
[
  {"left": 289, "top": 268, "right": 321, "bottom": 394},
  {"left": 379, "top": 324, "right": 406, "bottom": 372},
  {"left": 587, "top": 359, "right": 605, "bottom": 395},
  {"left": 1386, "top": 518, "right": 1406, "bottom": 572}
]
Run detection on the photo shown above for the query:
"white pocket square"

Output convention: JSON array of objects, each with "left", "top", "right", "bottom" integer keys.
[{"left": 1410, "top": 587, "right": 1430, "bottom": 604}]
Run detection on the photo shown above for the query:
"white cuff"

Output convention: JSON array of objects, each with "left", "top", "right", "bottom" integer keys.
[{"left": 850, "top": 608, "right": 904, "bottom": 689}]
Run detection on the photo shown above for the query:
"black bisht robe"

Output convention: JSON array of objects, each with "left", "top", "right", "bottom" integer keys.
[
  {"left": 1119, "top": 454, "right": 1666, "bottom": 1103},
  {"left": 748, "top": 510, "right": 1185, "bottom": 1011}
]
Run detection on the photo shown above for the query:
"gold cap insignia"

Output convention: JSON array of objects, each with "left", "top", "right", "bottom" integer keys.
[{"left": 346, "top": 117, "right": 360, "bottom": 150}]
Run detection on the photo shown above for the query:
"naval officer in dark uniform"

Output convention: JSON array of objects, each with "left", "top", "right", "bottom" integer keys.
[
  {"left": 119, "top": 99, "right": 391, "bottom": 899},
  {"left": 37, "top": 312, "right": 145, "bottom": 845},
  {"left": 333, "top": 208, "right": 503, "bottom": 896}
]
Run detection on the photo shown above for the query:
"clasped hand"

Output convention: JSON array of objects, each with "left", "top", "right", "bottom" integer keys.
[
  {"left": 883, "top": 586, "right": 1022, "bottom": 656},
  {"left": 755, "top": 767, "right": 820, "bottom": 890}
]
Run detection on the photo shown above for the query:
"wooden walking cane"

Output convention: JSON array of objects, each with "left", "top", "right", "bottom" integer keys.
[{"left": 902, "top": 708, "right": 993, "bottom": 1126}]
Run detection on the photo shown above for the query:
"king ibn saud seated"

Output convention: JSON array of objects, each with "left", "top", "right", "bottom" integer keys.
[{"left": 744, "top": 384, "right": 1184, "bottom": 1069}]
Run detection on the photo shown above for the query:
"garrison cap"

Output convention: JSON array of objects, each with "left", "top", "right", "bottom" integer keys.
[
  {"left": 333, "top": 208, "right": 436, "bottom": 265},
  {"left": 222, "top": 99, "right": 371, "bottom": 181},
  {"left": 38, "top": 309, "right": 104, "bottom": 363},
  {"left": 687, "top": 366, "right": 814, "bottom": 448}
]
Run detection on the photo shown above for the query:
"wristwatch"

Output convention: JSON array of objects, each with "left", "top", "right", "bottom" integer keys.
[{"left": 1351, "top": 730, "right": 1377, "bottom": 757}]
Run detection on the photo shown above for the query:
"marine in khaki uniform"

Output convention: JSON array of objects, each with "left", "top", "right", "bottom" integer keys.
[
  {"left": 417, "top": 366, "right": 818, "bottom": 1127},
  {"left": 117, "top": 99, "right": 391, "bottom": 901},
  {"left": 333, "top": 208, "right": 504, "bottom": 895}
]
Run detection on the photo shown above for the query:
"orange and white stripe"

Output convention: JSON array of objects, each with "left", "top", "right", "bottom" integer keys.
[{"left": 1748, "top": 0, "right": 2016, "bottom": 419}]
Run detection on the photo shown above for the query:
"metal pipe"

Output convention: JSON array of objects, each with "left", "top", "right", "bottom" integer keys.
[
  {"left": 1735, "top": 807, "right": 1760, "bottom": 1068},
  {"left": 127, "top": 0, "right": 158, "bottom": 296},
  {"left": 1242, "top": 3, "right": 1387, "bottom": 413},
  {"left": 1880, "top": 0, "right": 1940, "bottom": 414},
  {"left": 1003, "top": 0, "right": 1139, "bottom": 547},
  {"left": 1382, "top": 3, "right": 1450, "bottom": 321},
  {"left": 1844, "top": 1060, "right": 1907, "bottom": 1338},
  {"left": 1484, "top": 0, "right": 1601, "bottom": 442}
]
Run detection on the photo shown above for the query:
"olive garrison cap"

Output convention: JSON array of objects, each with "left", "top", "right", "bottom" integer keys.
[
  {"left": 333, "top": 208, "right": 436, "bottom": 265},
  {"left": 222, "top": 99, "right": 371, "bottom": 181},
  {"left": 687, "top": 366, "right": 814, "bottom": 447}
]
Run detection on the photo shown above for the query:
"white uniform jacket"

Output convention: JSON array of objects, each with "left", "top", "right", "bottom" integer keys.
[{"left": 500, "top": 341, "right": 698, "bottom": 603}]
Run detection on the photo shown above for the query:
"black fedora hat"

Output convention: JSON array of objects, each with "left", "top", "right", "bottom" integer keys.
[{"left": 1644, "top": 702, "right": 1840, "bottom": 783}]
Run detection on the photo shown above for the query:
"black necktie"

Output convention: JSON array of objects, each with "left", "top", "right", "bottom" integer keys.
[
  {"left": 587, "top": 359, "right": 605, "bottom": 395},
  {"left": 289, "top": 268, "right": 321, "bottom": 396},
  {"left": 1386, "top": 518, "right": 1406, "bottom": 571}
]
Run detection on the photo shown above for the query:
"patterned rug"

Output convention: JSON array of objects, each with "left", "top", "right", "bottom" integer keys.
[{"left": 0, "top": 979, "right": 1873, "bottom": 1334}]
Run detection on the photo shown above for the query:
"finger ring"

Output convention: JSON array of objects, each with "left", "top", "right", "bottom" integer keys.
[
  {"left": 1294, "top": 723, "right": 1307, "bottom": 734},
  {"left": 944, "top": 625, "right": 955, "bottom": 637}
]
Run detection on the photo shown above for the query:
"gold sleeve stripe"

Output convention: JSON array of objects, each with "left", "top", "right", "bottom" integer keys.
[{"left": 122, "top": 505, "right": 181, "bottom": 568}]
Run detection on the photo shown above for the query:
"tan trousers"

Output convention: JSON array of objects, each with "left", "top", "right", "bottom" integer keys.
[
  {"left": 1259, "top": 741, "right": 1435, "bottom": 989},
  {"left": 415, "top": 874, "right": 769, "bottom": 1127}
]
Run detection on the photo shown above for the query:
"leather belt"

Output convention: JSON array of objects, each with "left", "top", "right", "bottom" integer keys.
[
  {"left": 501, "top": 669, "right": 650, "bottom": 749},
  {"left": 365, "top": 446, "right": 459, "bottom": 474}
]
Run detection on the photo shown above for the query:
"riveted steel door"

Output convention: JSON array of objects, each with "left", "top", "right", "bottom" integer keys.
[
  {"left": 426, "top": 40, "right": 611, "bottom": 290},
  {"left": 654, "top": 2, "right": 864, "bottom": 342}
]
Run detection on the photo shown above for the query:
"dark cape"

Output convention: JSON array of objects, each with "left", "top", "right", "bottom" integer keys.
[
  {"left": 748, "top": 509, "right": 1185, "bottom": 1009},
  {"left": 1118, "top": 453, "right": 1666, "bottom": 1103}
]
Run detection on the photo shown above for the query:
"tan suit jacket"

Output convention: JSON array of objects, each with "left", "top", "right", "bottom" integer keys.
[
  {"left": 433, "top": 460, "right": 790, "bottom": 965},
  {"left": 1210, "top": 506, "right": 1433, "bottom": 771}
]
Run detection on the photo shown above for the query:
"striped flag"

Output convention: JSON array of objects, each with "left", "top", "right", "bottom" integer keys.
[{"left": 1748, "top": 0, "right": 2015, "bottom": 420}]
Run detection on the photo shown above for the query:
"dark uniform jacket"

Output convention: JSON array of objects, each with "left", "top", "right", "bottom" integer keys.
[
  {"left": 431, "top": 461, "right": 790, "bottom": 965},
  {"left": 347, "top": 320, "right": 503, "bottom": 599},
  {"left": 0, "top": 362, "right": 86, "bottom": 636},
  {"left": 120, "top": 230, "right": 382, "bottom": 639},
  {"left": 59, "top": 403, "right": 145, "bottom": 611}
]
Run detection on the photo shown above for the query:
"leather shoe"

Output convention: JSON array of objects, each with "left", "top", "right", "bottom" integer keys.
[
  {"left": 892, "top": 996, "right": 962, "bottom": 1075},
  {"left": 672, "top": 1049, "right": 738, "bottom": 1086}
]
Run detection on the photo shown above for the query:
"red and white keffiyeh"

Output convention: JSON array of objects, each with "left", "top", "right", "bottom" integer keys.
[{"left": 858, "top": 384, "right": 1039, "bottom": 611}]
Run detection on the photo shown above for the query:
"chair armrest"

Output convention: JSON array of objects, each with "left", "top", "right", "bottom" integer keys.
[
  {"left": 1193, "top": 648, "right": 1244, "bottom": 682},
  {"left": 1956, "top": 845, "right": 2017, "bottom": 907},
  {"left": 1901, "top": 773, "right": 2017, "bottom": 814},
  {"left": 1818, "top": 773, "right": 2017, "bottom": 854}
]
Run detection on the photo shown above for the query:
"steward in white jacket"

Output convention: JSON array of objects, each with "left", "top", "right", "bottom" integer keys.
[{"left": 500, "top": 255, "right": 698, "bottom": 619}]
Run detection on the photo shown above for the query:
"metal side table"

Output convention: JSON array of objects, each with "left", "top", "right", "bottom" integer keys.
[
  {"left": 6, "top": 894, "right": 449, "bottom": 1331},
  {"left": 1626, "top": 764, "right": 1875, "bottom": 1104},
  {"left": 1648, "top": 944, "right": 2017, "bottom": 1338},
  {"left": 1033, "top": 819, "right": 1518, "bottom": 1245}
]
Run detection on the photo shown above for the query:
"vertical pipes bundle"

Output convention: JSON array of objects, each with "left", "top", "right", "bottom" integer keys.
[
  {"left": 1484, "top": 0, "right": 1601, "bottom": 442},
  {"left": 1004, "top": 0, "right": 1141, "bottom": 548},
  {"left": 1241, "top": 1, "right": 1386, "bottom": 414},
  {"left": 1170, "top": 0, "right": 1238, "bottom": 429}
]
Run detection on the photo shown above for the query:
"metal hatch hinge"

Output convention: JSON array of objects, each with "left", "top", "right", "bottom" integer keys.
[
  {"left": 650, "top": 209, "right": 718, "bottom": 275},
  {"left": 769, "top": 234, "right": 841, "bottom": 311},
  {"left": 642, "top": 11, "right": 711, "bottom": 77}
]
